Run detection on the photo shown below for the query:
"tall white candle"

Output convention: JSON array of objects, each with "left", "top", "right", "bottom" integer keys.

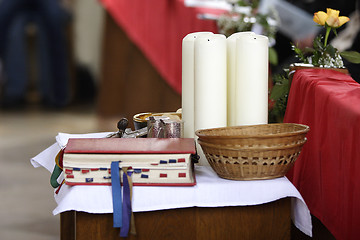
[
  {"left": 235, "top": 34, "right": 268, "bottom": 125},
  {"left": 194, "top": 34, "right": 227, "bottom": 165},
  {"left": 226, "top": 32, "right": 255, "bottom": 126},
  {"left": 182, "top": 32, "right": 214, "bottom": 138}
]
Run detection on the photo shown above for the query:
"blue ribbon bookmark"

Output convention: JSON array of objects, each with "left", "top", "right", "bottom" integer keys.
[
  {"left": 120, "top": 170, "right": 132, "bottom": 237},
  {"left": 111, "top": 161, "right": 122, "bottom": 228}
]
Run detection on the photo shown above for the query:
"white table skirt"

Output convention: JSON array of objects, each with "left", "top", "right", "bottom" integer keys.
[{"left": 31, "top": 132, "right": 312, "bottom": 237}]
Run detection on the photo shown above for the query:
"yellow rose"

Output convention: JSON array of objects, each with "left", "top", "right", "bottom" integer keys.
[
  {"left": 313, "top": 8, "right": 349, "bottom": 28},
  {"left": 326, "top": 8, "right": 350, "bottom": 27},
  {"left": 313, "top": 11, "right": 327, "bottom": 26}
]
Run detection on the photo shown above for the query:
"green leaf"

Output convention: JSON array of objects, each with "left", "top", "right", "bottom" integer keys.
[
  {"left": 312, "top": 54, "right": 320, "bottom": 67},
  {"left": 270, "top": 80, "right": 289, "bottom": 101},
  {"left": 325, "top": 45, "right": 336, "bottom": 58},
  {"left": 291, "top": 43, "right": 305, "bottom": 61},
  {"left": 332, "top": 28, "right": 338, "bottom": 36},
  {"left": 313, "top": 36, "right": 324, "bottom": 51},
  {"left": 237, "top": 0, "right": 248, "bottom": 7},
  {"left": 293, "top": 46, "right": 301, "bottom": 55},
  {"left": 340, "top": 51, "right": 360, "bottom": 64},
  {"left": 303, "top": 47, "right": 315, "bottom": 54},
  {"left": 269, "top": 47, "right": 278, "bottom": 66}
]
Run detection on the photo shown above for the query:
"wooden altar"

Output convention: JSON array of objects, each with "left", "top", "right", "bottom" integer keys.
[{"left": 60, "top": 198, "right": 291, "bottom": 240}]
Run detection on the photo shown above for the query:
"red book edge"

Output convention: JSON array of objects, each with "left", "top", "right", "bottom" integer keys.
[{"left": 64, "top": 138, "right": 196, "bottom": 154}]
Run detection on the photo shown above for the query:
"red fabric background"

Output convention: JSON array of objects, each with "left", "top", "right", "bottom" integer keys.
[
  {"left": 284, "top": 69, "right": 360, "bottom": 240},
  {"left": 99, "top": 0, "right": 219, "bottom": 94}
]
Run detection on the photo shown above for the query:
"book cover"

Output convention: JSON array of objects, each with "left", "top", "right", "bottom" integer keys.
[
  {"left": 64, "top": 137, "right": 196, "bottom": 154},
  {"left": 62, "top": 138, "right": 197, "bottom": 186}
]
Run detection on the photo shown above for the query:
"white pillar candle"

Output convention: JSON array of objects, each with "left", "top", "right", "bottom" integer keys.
[
  {"left": 194, "top": 34, "right": 227, "bottom": 165},
  {"left": 226, "top": 32, "right": 255, "bottom": 126},
  {"left": 182, "top": 32, "right": 213, "bottom": 138},
  {"left": 235, "top": 34, "right": 268, "bottom": 125}
]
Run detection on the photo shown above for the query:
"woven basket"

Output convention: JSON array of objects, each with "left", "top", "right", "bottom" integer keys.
[
  {"left": 196, "top": 123, "right": 309, "bottom": 148},
  {"left": 195, "top": 123, "right": 309, "bottom": 180}
]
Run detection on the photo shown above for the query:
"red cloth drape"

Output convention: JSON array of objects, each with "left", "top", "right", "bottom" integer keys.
[
  {"left": 284, "top": 68, "right": 360, "bottom": 240},
  {"left": 99, "top": 0, "right": 219, "bottom": 94}
]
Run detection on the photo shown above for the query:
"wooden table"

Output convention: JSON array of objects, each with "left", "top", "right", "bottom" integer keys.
[{"left": 61, "top": 197, "right": 290, "bottom": 240}]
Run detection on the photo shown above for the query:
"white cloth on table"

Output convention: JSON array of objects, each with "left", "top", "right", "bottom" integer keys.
[
  {"left": 30, "top": 132, "right": 312, "bottom": 237},
  {"left": 31, "top": 132, "right": 113, "bottom": 172}
]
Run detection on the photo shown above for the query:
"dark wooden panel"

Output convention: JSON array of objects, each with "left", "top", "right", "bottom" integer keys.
[
  {"left": 60, "top": 211, "right": 75, "bottom": 240},
  {"left": 133, "top": 208, "right": 196, "bottom": 240},
  {"left": 61, "top": 198, "right": 291, "bottom": 240},
  {"left": 194, "top": 198, "right": 291, "bottom": 240},
  {"left": 97, "top": 12, "right": 181, "bottom": 129},
  {"left": 75, "top": 212, "right": 119, "bottom": 240}
]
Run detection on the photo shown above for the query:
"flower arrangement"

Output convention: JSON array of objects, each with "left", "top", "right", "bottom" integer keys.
[
  {"left": 270, "top": 8, "right": 360, "bottom": 122},
  {"left": 217, "top": 0, "right": 277, "bottom": 38},
  {"left": 216, "top": 0, "right": 278, "bottom": 65},
  {"left": 292, "top": 8, "right": 360, "bottom": 68}
]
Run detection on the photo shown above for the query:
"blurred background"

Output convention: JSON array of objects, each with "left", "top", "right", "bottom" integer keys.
[
  {"left": 0, "top": 1, "right": 104, "bottom": 239},
  {"left": 0, "top": 0, "right": 358, "bottom": 239},
  {"left": 0, "top": 0, "right": 182, "bottom": 239}
]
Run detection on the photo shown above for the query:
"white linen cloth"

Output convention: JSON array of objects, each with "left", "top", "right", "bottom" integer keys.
[{"left": 31, "top": 132, "right": 312, "bottom": 237}]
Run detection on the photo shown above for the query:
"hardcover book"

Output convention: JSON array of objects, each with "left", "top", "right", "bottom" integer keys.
[{"left": 62, "top": 138, "right": 197, "bottom": 186}]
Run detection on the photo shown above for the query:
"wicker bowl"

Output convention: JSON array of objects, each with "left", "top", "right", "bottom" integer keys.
[
  {"left": 195, "top": 123, "right": 309, "bottom": 180},
  {"left": 196, "top": 123, "right": 309, "bottom": 148}
]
